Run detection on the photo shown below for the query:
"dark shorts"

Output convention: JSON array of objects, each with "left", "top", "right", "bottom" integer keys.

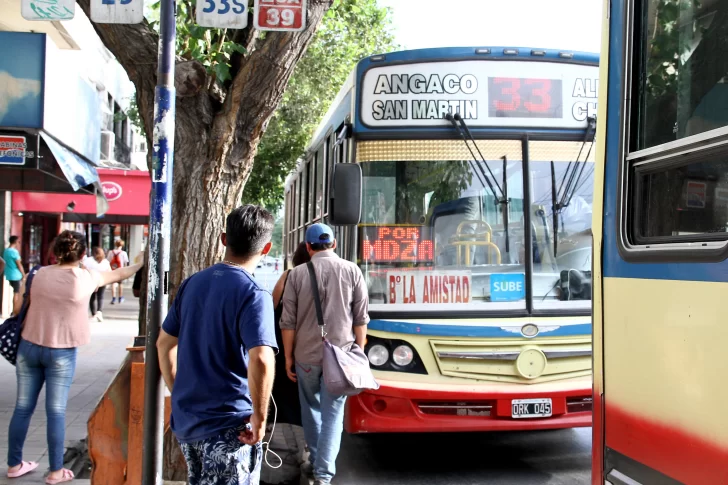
[{"left": 8, "top": 280, "right": 20, "bottom": 293}]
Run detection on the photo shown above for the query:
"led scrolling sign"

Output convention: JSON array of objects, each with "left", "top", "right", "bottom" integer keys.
[{"left": 360, "top": 226, "right": 433, "bottom": 263}]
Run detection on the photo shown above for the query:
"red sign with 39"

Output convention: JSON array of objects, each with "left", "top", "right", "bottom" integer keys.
[{"left": 254, "top": 0, "right": 306, "bottom": 32}]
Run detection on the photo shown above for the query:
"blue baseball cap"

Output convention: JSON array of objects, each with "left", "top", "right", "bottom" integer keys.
[{"left": 306, "top": 223, "right": 334, "bottom": 244}]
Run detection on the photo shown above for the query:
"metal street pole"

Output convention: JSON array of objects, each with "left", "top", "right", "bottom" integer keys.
[{"left": 142, "top": 0, "right": 176, "bottom": 482}]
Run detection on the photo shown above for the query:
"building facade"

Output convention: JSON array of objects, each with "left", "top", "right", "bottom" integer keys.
[{"left": 0, "top": 3, "right": 149, "bottom": 315}]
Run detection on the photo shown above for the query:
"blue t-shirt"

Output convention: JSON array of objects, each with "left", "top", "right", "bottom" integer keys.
[
  {"left": 3, "top": 247, "right": 22, "bottom": 281},
  {"left": 162, "top": 263, "right": 277, "bottom": 443}
]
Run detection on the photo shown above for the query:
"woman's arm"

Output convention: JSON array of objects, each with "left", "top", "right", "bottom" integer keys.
[
  {"left": 99, "top": 262, "right": 143, "bottom": 287},
  {"left": 271, "top": 270, "right": 289, "bottom": 308}
]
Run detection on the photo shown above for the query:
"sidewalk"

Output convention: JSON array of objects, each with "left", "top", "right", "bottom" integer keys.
[{"left": 0, "top": 296, "right": 140, "bottom": 484}]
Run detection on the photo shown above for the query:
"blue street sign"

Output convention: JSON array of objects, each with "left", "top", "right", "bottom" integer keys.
[{"left": 490, "top": 273, "right": 526, "bottom": 302}]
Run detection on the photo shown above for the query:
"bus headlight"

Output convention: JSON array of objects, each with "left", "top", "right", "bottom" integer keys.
[
  {"left": 392, "top": 345, "right": 414, "bottom": 366},
  {"left": 367, "top": 344, "right": 389, "bottom": 366}
]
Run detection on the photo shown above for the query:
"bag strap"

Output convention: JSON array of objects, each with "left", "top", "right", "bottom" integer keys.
[
  {"left": 19, "top": 266, "right": 40, "bottom": 317},
  {"left": 306, "top": 262, "right": 325, "bottom": 329}
]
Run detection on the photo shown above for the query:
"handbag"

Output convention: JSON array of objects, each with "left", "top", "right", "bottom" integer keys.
[
  {"left": 306, "top": 261, "right": 379, "bottom": 397},
  {"left": 0, "top": 266, "right": 39, "bottom": 365}
]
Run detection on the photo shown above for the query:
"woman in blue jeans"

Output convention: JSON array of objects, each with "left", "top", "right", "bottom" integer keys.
[{"left": 6, "top": 231, "right": 141, "bottom": 483}]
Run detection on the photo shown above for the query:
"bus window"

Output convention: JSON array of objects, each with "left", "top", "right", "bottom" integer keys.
[
  {"left": 634, "top": 0, "right": 728, "bottom": 150},
  {"left": 529, "top": 141, "right": 595, "bottom": 309},
  {"left": 293, "top": 180, "right": 299, "bottom": 230},
  {"left": 299, "top": 162, "right": 308, "bottom": 227},
  {"left": 359, "top": 140, "right": 526, "bottom": 310},
  {"left": 316, "top": 145, "right": 325, "bottom": 218},
  {"left": 635, "top": 157, "right": 728, "bottom": 241}
]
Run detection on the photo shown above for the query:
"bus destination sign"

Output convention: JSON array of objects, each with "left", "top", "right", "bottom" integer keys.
[
  {"left": 387, "top": 270, "right": 472, "bottom": 304},
  {"left": 361, "top": 225, "right": 433, "bottom": 263},
  {"left": 360, "top": 60, "right": 598, "bottom": 129}
]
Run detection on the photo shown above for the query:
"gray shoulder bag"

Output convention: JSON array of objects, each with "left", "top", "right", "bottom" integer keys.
[{"left": 306, "top": 261, "right": 379, "bottom": 397}]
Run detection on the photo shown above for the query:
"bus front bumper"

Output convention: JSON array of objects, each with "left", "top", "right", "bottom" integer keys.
[{"left": 345, "top": 379, "right": 592, "bottom": 434}]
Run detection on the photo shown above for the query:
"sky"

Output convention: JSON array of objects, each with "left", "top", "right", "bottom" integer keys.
[{"left": 377, "top": 0, "right": 603, "bottom": 54}]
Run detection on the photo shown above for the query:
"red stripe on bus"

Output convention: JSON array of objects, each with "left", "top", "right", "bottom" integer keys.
[
  {"left": 606, "top": 405, "right": 728, "bottom": 484},
  {"left": 591, "top": 390, "right": 603, "bottom": 485}
]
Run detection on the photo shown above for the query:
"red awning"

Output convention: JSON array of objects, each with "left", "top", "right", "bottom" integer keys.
[{"left": 12, "top": 169, "right": 151, "bottom": 223}]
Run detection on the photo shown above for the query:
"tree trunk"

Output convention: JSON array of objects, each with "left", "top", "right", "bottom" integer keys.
[{"left": 76, "top": 0, "right": 334, "bottom": 304}]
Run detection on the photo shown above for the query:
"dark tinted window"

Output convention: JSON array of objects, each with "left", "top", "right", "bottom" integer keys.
[
  {"left": 634, "top": 0, "right": 728, "bottom": 150},
  {"left": 635, "top": 155, "right": 728, "bottom": 240}
]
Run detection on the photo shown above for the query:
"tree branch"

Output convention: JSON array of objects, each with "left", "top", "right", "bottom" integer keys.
[{"left": 211, "top": 0, "right": 334, "bottom": 167}]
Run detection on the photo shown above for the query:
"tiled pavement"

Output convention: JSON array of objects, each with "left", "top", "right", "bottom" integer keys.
[{"left": 0, "top": 295, "right": 140, "bottom": 484}]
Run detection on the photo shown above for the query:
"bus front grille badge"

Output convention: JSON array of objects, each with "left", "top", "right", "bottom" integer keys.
[{"left": 516, "top": 349, "right": 548, "bottom": 379}]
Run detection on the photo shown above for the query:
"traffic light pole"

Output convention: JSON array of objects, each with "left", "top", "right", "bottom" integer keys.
[{"left": 142, "top": 0, "right": 176, "bottom": 482}]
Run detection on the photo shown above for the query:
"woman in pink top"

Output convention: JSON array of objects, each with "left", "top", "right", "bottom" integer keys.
[{"left": 6, "top": 231, "right": 141, "bottom": 483}]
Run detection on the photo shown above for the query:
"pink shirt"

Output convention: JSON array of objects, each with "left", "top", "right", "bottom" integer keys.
[{"left": 22, "top": 265, "right": 102, "bottom": 348}]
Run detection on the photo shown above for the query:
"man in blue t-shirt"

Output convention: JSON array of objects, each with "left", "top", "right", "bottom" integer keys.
[
  {"left": 3, "top": 235, "right": 25, "bottom": 314},
  {"left": 157, "top": 205, "right": 277, "bottom": 485}
]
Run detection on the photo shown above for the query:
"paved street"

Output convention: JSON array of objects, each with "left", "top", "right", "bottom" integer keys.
[
  {"left": 0, "top": 294, "right": 139, "bottom": 484},
  {"left": 333, "top": 428, "right": 591, "bottom": 484}
]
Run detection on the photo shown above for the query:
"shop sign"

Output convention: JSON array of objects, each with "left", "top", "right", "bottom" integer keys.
[{"left": 101, "top": 181, "right": 123, "bottom": 201}]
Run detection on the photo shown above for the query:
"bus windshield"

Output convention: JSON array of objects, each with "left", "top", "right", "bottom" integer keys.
[{"left": 358, "top": 139, "right": 594, "bottom": 312}]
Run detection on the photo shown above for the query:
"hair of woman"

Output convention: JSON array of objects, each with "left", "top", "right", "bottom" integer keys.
[{"left": 53, "top": 230, "right": 87, "bottom": 264}]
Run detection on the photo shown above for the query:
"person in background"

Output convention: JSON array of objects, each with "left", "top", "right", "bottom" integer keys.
[
  {"left": 6, "top": 231, "right": 141, "bottom": 482},
  {"left": 270, "top": 243, "right": 311, "bottom": 427},
  {"left": 83, "top": 247, "right": 111, "bottom": 322},
  {"left": 279, "top": 224, "right": 370, "bottom": 485},
  {"left": 156, "top": 205, "right": 278, "bottom": 485},
  {"left": 3, "top": 236, "right": 25, "bottom": 315},
  {"left": 107, "top": 239, "right": 129, "bottom": 304}
]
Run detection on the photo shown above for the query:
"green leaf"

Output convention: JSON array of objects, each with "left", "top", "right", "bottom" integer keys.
[{"left": 213, "top": 62, "right": 231, "bottom": 82}]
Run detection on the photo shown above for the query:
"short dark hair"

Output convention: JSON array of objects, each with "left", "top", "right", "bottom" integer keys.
[
  {"left": 309, "top": 242, "right": 335, "bottom": 252},
  {"left": 292, "top": 242, "right": 311, "bottom": 267},
  {"left": 8, "top": 235, "right": 18, "bottom": 245},
  {"left": 225, "top": 205, "right": 274, "bottom": 259},
  {"left": 54, "top": 230, "right": 87, "bottom": 264}
]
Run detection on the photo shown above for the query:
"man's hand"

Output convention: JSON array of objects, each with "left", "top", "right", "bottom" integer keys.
[
  {"left": 239, "top": 413, "right": 266, "bottom": 445},
  {"left": 286, "top": 357, "right": 297, "bottom": 383}
]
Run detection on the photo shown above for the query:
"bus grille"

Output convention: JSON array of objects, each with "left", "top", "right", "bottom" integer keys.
[
  {"left": 430, "top": 338, "right": 592, "bottom": 384},
  {"left": 417, "top": 401, "right": 494, "bottom": 417}
]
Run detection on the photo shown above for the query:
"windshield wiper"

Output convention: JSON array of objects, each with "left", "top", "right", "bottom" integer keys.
[
  {"left": 501, "top": 155, "right": 510, "bottom": 253},
  {"left": 551, "top": 116, "right": 596, "bottom": 256},
  {"left": 453, "top": 113, "right": 505, "bottom": 198},
  {"left": 444, "top": 113, "right": 500, "bottom": 201},
  {"left": 445, "top": 113, "right": 511, "bottom": 255}
]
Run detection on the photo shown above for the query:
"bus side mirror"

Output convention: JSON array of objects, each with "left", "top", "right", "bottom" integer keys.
[{"left": 328, "top": 163, "right": 361, "bottom": 225}]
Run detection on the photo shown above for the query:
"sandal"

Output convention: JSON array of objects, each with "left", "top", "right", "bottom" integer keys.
[
  {"left": 45, "top": 468, "right": 74, "bottom": 485},
  {"left": 7, "top": 461, "right": 39, "bottom": 478}
]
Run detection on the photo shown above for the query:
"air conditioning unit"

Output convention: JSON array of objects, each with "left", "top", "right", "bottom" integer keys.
[{"left": 100, "top": 130, "right": 115, "bottom": 162}]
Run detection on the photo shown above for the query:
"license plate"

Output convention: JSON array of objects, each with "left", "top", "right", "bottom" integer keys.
[{"left": 511, "top": 398, "right": 552, "bottom": 418}]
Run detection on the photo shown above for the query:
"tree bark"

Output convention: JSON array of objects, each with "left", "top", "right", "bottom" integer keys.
[{"left": 76, "top": 0, "right": 334, "bottom": 302}]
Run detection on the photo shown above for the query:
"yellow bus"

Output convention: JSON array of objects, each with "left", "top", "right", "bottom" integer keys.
[
  {"left": 593, "top": 0, "right": 728, "bottom": 482},
  {"left": 284, "top": 46, "right": 598, "bottom": 433}
]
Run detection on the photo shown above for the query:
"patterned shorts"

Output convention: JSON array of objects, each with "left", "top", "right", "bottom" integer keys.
[{"left": 179, "top": 427, "right": 263, "bottom": 485}]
